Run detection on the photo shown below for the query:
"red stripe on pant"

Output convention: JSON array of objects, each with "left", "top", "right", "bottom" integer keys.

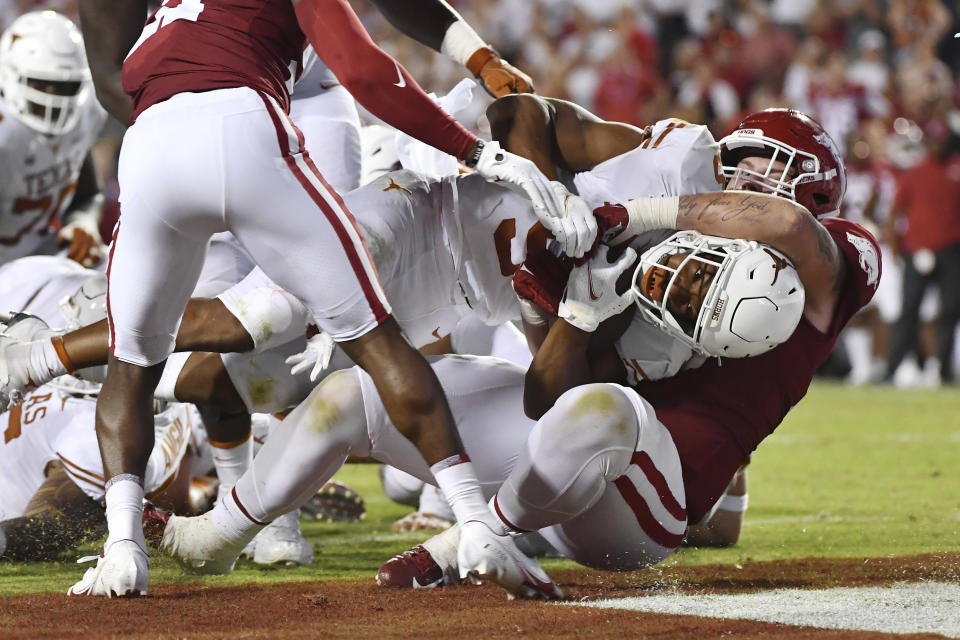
[
  {"left": 631, "top": 451, "right": 686, "bottom": 521},
  {"left": 257, "top": 93, "right": 388, "bottom": 323},
  {"left": 104, "top": 219, "right": 121, "bottom": 357},
  {"left": 613, "top": 474, "right": 686, "bottom": 549}
]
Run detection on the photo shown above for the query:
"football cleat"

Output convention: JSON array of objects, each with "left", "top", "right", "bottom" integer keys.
[
  {"left": 251, "top": 510, "right": 313, "bottom": 566},
  {"left": 391, "top": 511, "right": 453, "bottom": 532},
  {"left": 458, "top": 520, "right": 564, "bottom": 601},
  {"left": 159, "top": 513, "right": 249, "bottom": 575},
  {"left": 67, "top": 539, "right": 149, "bottom": 598},
  {"left": 300, "top": 480, "right": 365, "bottom": 522},
  {"left": 376, "top": 545, "right": 456, "bottom": 589},
  {"left": 141, "top": 502, "right": 171, "bottom": 546}
]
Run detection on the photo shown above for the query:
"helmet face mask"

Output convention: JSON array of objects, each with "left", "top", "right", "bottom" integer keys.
[
  {"left": 719, "top": 108, "right": 845, "bottom": 217},
  {"left": 0, "top": 11, "right": 91, "bottom": 136},
  {"left": 631, "top": 231, "right": 806, "bottom": 358}
]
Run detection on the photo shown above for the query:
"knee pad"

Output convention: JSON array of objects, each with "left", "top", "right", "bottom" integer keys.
[
  {"left": 543, "top": 384, "right": 639, "bottom": 460},
  {"left": 219, "top": 273, "right": 310, "bottom": 352}
]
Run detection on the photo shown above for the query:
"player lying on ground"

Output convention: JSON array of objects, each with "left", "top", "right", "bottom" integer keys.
[
  {"left": 0, "top": 373, "right": 197, "bottom": 561},
  {"left": 142, "top": 98, "right": 813, "bottom": 594},
  {"left": 3, "top": 101, "right": 802, "bottom": 585},
  {"left": 373, "top": 100, "right": 880, "bottom": 586},
  {"left": 154, "top": 216, "right": 805, "bottom": 593}
]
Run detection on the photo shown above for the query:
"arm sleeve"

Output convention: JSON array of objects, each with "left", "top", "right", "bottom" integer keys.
[{"left": 295, "top": 0, "right": 477, "bottom": 161}]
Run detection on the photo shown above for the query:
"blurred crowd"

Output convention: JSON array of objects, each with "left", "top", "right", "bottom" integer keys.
[{"left": 4, "top": 0, "right": 959, "bottom": 386}]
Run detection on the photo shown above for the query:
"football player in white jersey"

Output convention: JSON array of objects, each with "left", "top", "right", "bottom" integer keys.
[
  {"left": 0, "top": 11, "right": 107, "bottom": 268},
  {"left": 0, "top": 379, "right": 198, "bottom": 562}
]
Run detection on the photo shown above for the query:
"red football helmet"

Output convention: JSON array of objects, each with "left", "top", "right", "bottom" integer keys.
[{"left": 719, "top": 109, "right": 846, "bottom": 217}]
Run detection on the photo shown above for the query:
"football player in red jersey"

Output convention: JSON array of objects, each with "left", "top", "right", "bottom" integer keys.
[
  {"left": 66, "top": 0, "right": 586, "bottom": 599},
  {"left": 376, "top": 100, "right": 882, "bottom": 584}
]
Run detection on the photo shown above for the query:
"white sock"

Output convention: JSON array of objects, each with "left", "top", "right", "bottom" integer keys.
[
  {"left": 209, "top": 487, "right": 265, "bottom": 545},
  {"left": 431, "top": 456, "right": 500, "bottom": 531},
  {"left": 104, "top": 475, "right": 146, "bottom": 551},
  {"left": 210, "top": 434, "right": 252, "bottom": 503}
]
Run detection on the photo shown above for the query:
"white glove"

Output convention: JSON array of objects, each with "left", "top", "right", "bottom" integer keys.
[
  {"left": 558, "top": 244, "right": 638, "bottom": 332},
  {"left": 542, "top": 182, "right": 598, "bottom": 259},
  {"left": 470, "top": 140, "right": 568, "bottom": 235},
  {"left": 284, "top": 332, "right": 335, "bottom": 382}
]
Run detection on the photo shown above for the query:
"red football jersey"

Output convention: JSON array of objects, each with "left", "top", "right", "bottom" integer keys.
[
  {"left": 636, "top": 218, "right": 882, "bottom": 522},
  {"left": 123, "top": 0, "right": 305, "bottom": 122}
]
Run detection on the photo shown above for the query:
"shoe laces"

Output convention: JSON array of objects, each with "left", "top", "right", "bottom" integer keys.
[{"left": 400, "top": 545, "right": 440, "bottom": 575}]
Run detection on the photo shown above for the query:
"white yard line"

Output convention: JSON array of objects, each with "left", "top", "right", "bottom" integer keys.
[{"left": 564, "top": 581, "right": 960, "bottom": 637}]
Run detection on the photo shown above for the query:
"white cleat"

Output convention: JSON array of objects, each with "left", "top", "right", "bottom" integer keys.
[
  {"left": 159, "top": 513, "right": 250, "bottom": 575},
  {"left": 457, "top": 521, "right": 563, "bottom": 601},
  {"left": 252, "top": 510, "right": 313, "bottom": 566},
  {"left": 67, "top": 539, "right": 149, "bottom": 598}
]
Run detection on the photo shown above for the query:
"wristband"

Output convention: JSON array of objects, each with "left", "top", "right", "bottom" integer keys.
[
  {"left": 624, "top": 195, "right": 680, "bottom": 234},
  {"left": 463, "top": 139, "right": 485, "bottom": 168},
  {"left": 441, "top": 20, "right": 488, "bottom": 68},
  {"left": 717, "top": 492, "right": 748, "bottom": 513}
]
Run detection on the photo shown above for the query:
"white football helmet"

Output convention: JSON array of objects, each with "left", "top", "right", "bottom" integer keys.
[
  {"left": 0, "top": 11, "right": 91, "bottom": 135},
  {"left": 631, "top": 231, "right": 805, "bottom": 358}
]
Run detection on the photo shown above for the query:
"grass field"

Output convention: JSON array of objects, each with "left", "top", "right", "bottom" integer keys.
[{"left": 1, "top": 381, "right": 958, "bottom": 597}]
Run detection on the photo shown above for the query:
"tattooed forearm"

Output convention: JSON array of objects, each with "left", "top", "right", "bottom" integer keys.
[{"left": 678, "top": 192, "right": 776, "bottom": 227}]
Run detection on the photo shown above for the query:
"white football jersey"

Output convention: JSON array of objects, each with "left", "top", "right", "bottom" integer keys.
[
  {"left": 347, "top": 170, "right": 534, "bottom": 343},
  {"left": 573, "top": 118, "right": 724, "bottom": 208},
  {"left": 0, "top": 387, "right": 196, "bottom": 520},
  {"left": 0, "top": 93, "right": 106, "bottom": 264},
  {"left": 573, "top": 119, "right": 724, "bottom": 382}
]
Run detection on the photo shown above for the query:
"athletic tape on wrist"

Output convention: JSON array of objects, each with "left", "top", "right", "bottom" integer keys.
[
  {"left": 717, "top": 492, "right": 748, "bottom": 513},
  {"left": 441, "top": 20, "right": 488, "bottom": 68},
  {"left": 624, "top": 195, "right": 679, "bottom": 233}
]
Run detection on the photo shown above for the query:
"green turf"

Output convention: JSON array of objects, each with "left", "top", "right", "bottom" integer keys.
[{"left": 1, "top": 381, "right": 957, "bottom": 595}]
